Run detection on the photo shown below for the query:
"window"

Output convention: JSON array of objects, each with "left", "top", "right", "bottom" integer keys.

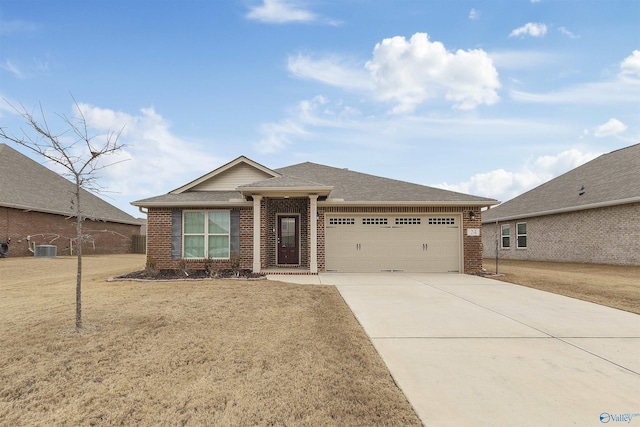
[
  {"left": 501, "top": 224, "right": 510, "bottom": 249},
  {"left": 428, "top": 217, "right": 455, "bottom": 225},
  {"left": 395, "top": 218, "right": 421, "bottom": 225},
  {"left": 183, "top": 210, "right": 230, "bottom": 259},
  {"left": 517, "top": 222, "right": 527, "bottom": 249},
  {"left": 329, "top": 217, "right": 355, "bottom": 225},
  {"left": 362, "top": 218, "right": 388, "bottom": 225}
]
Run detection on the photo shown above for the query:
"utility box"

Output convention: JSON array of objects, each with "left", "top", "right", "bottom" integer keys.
[{"left": 34, "top": 245, "right": 57, "bottom": 258}]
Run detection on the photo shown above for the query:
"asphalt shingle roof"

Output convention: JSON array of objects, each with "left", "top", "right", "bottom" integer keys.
[
  {"left": 275, "top": 162, "right": 496, "bottom": 203},
  {"left": 0, "top": 144, "right": 140, "bottom": 225},
  {"left": 483, "top": 143, "right": 640, "bottom": 222},
  {"left": 132, "top": 157, "right": 498, "bottom": 207}
]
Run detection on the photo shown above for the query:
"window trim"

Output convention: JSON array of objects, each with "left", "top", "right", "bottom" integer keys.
[
  {"left": 516, "top": 222, "right": 527, "bottom": 249},
  {"left": 182, "top": 209, "right": 231, "bottom": 259},
  {"left": 501, "top": 224, "right": 510, "bottom": 249}
]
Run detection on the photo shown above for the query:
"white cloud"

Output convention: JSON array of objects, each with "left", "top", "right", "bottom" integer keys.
[
  {"left": 0, "top": 19, "right": 39, "bottom": 36},
  {"left": 595, "top": 118, "right": 627, "bottom": 137},
  {"left": 435, "top": 148, "right": 601, "bottom": 201},
  {"left": 288, "top": 54, "right": 373, "bottom": 91},
  {"left": 620, "top": 50, "right": 640, "bottom": 78},
  {"left": 488, "top": 50, "right": 558, "bottom": 69},
  {"left": 288, "top": 33, "right": 501, "bottom": 113},
  {"left": 74, "top": 103, "right": 224, "bottom": 197},
  {"left": 246, "top": 0, "right": 317, "bottom": 24},
  {"left": 511, "top": 51, "right": 640, "bottom": 104},
  {"left": 0, "top": 59, "right": 25, "bottom": 79},
  {"left": 254, "top": 119, "right": 309, "bottom": 153},
  {"left": 509, "top": 23, "right": 547, "bottom": 38},
  {"left": 469, "top": 8, "right": 480, "bottom": 20},
  {"left": 365, "top": 33, "right": 501, "bottom": 112},
  {"left": 558, "top": 26, "right": 580, "bottom": 39}
]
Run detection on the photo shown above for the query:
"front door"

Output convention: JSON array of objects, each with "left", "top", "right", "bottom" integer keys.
[{"left": 277, "top": 216, "right": 299, "bottom": 265}]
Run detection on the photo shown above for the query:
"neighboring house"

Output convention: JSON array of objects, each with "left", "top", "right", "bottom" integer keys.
[
  {"left": 482, "top": 143, "right": 640, "bottom": 266},
  {"left": 132, "top": 156, "right": 498, "bottom": 274},
  {"left": 0, "top": 144, "right": 144, "bottom": 257}
]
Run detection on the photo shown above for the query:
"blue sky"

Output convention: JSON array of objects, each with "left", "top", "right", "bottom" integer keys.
[{"left": 1, "top": 0, "right": 638, "bottom": 218}]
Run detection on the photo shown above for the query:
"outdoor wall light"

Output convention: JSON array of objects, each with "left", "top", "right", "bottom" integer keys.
[{"left": 469, "top": 211, "right": 476, "bottom": 220}]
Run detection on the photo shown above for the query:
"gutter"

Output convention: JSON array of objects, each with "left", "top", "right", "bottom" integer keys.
[{"left": 482, "top": 196, "right": 640, "bottom": 223}]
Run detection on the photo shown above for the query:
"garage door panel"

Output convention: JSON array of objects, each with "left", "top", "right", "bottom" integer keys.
[{"left": 325, "top": 215, "right": 461, "bottom": 273}]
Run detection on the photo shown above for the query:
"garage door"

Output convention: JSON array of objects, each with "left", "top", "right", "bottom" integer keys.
[{"left": 325, "top": 214, "right": 461, "bottom": 273}]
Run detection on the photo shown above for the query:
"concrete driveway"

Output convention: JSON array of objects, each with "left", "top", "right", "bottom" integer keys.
[{"left": 268, "top": 272, "right": 640, "bottom": 426}]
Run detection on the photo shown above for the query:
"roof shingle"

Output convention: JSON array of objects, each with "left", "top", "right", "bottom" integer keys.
[
  {"left": 0, "top": 144, "right": 140, "bottom": 225},
  {"left": 483, "top": 143, "right": 640, "bottom": 222}
]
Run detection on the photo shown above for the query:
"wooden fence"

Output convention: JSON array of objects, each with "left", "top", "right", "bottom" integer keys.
[{"left": 132, "top": 235, "right": 146, "bottom": 254}]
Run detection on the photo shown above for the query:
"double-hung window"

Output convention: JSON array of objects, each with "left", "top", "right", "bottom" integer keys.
[
  {"left": 183, "top": 210, "right": 230, "bottom": 259},
  {"left": 516, "top": 222, "right": 527, "bottom": 249},
  {"left": 501, "top": 224, "right": 510, "bottom": 249}
]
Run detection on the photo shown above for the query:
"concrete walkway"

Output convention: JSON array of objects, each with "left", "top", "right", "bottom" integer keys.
[{"left": 267, "top": 272, "right": 640, "bottom": 426}]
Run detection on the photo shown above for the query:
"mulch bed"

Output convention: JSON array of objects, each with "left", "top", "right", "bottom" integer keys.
[{"left": 115, "top": 268, "right": 265, "bottom": 281}]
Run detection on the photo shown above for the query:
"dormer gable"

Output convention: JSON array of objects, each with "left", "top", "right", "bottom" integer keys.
[{"left": 170, "top": 156, "right": 280, "bottom": 194}]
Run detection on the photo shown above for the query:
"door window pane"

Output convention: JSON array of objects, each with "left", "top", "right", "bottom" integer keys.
[{"left": 281, "top": 218, "right": 295, "bottom": 247}]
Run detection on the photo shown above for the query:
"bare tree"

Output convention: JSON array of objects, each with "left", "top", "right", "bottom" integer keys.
[{"left": 0, "top": 97, "right": 125, "bottom": 331}]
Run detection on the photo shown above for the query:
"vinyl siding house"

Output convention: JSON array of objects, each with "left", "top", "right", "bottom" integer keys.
[
  {"left": 133, "top": 156, "right": 498, "bottom": 274},
  {"left": 0, "top": 144, "right": 143, "bottom": 257},
  {"left": 482, "top": 143, "right": 640, "bottom": 266}
]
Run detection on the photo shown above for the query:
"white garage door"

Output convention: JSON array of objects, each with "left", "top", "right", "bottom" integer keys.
[{"left": 325, "top": 214, "right": 461, "bottom": 273}]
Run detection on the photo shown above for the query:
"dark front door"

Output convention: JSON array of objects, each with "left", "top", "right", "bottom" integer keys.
[{"left": 277, "top": 216, "right": 299, "bottom": 265}]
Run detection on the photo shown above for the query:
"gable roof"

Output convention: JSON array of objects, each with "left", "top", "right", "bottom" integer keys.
[
  {"left": 483, "top": 143, "right": 640, "bottom": 223},
  {"left": 170, "top": 156, "right": 279, "bottom": 194},
  {"left": 133, "top": 155, "right": 498, "bottom": 207},
  {"left": 0, "top": 144, "right": 140, "bottom": 225},
  {"left": 275, "top": 162, "right": 497, "bottom": 205}
]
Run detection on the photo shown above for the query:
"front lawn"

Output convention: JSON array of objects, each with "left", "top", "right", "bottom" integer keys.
[{"left": 0, "top": 255, "right": 421, "bottom": 426}]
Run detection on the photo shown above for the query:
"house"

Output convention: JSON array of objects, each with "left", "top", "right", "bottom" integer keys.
[
  {"left": 0, "top": 144, "right": 144, "bottom": 257},
  {"left": 482, "top": 143, "right": 640, "bottom": 266},
  {"left": 132, "top": 156, "right": 498, "bottom": 274}
]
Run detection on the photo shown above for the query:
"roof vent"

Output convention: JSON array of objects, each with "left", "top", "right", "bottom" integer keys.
[
  {"left": 578, "top": 185, "right": 586, "bottom": 196},
  {"left": 34, "top": 245, "right": 57, "bottom": 258}
]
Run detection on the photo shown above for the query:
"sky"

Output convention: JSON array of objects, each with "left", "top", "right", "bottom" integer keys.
[{"left": 1, "top": 0, "right": 639, "bottom": 218}]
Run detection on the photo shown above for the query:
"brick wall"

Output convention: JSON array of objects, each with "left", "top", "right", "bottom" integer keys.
[
  {"left": 265, "top": 198, "right": 309, "bottom": 268},
  {"left": 0, "top": 206, "right": 140, "bottom": 257},
  {"left": 482, "top": 202, "right": 640, "bottom": 266},
  {"left": 146, "top": 207, "right": 254, "bottom": 271},
  {"left": 145, "top": 203, "right": 486, "bottom": 274}
]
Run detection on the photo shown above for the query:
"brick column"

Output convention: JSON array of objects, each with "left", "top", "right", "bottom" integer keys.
[
  {"left": 252, "top": 195, "right": 262, "bottom": 273},
  {"left": 309, "top": 194, "right": 318, "bottom": 273}
]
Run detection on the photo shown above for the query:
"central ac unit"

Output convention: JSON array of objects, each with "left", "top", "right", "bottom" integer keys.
[{"left": 34, "top": 245, "right": 57, "bottom": 257}]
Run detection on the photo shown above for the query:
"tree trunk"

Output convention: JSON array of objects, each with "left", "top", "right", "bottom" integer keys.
[{"left": 75, "top": 183, "right": 83, "bottom": 331}]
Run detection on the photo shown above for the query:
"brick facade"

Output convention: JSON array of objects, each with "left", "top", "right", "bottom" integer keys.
[
  {"left": 0, "top": 206, "right": 141, "bottom": 257},
  {"left": 146, "top": 203, "right": 485, "bottom": 274},
  {"left": 482, "top": 202, "right": 640, "bottom": 266},
  {"left": 146, "top": 207, "right": 254, "bottom": 271}
]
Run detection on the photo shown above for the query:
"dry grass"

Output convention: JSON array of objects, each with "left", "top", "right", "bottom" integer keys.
[
  {"left": 0, "top": 255, "right": 421, "bottom": 426},
  {"left": 483, "top": 258, "right": 640, "bottom": 315}
]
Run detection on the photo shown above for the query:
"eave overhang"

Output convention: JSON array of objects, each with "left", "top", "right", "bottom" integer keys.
[
  {"left": 482, "top": 196, "right": 640, "bottom": 223},
  {"left": 320, "top": 199, "right": 500, "bottom": 208},
  {"left": 2, "top": 202, "right": 141, "bottom": 226},
  {"left": 239, "top": 186, "right": 334, "bottom": 198}
]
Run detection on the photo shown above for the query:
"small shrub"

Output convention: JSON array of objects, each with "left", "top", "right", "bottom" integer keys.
[
  {"left": 177, "top": 259, "right": 191, "bottom": 277},
  {"left": 145, "top": 257, "right": 158, "bottom": 277}
]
